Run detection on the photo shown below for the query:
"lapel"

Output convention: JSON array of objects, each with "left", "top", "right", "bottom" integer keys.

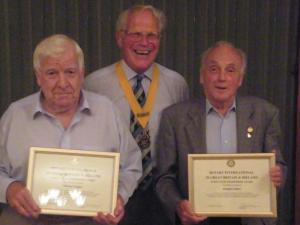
[
  {"left": 183, "top": 96, "right": 258, "bottom": 154},
  {"left": 236, "top": 96, "right": 257, "bottom": 153},
  {"left": 184, "top": 98, "right": 207, "bottom": 153}
]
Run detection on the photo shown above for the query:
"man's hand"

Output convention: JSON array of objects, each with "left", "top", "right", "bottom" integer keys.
[
  {"left": 270, "top": 149, "right": 284, "bottom": 188},
  {"left": 176, "top": 200, "right": 207, "bottom": 225},
  {"left": 6, "top": 181, "right": 40, "bottom": 218},
  {"left": 270, "top": 165, "right": 283, "bottom": 188},
  {"left": 93, "top": 194, "right": 125, "bottom": 225}
]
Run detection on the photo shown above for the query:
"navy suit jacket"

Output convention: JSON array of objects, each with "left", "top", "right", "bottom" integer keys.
[{"left": 154, "top": 96, "right": 286, "bottom": 225}]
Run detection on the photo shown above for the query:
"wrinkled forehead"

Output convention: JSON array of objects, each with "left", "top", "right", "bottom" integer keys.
[
  {"left": 205, "top": 46, "right": 243, "bottom": 68},
  {"left": 126, "top": 9, "right": 159, "bottom": 31},
  {"left": 43, "top": 43, "right": 76, "bottom": 57},
  {"left": 39, "top": 49, "right": 80, "bottom": 70}
]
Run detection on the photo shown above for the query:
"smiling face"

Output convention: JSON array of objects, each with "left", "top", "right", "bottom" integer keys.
[
  {"left": 200, "top": 44, "right": 244, "bottom": 110},
  {"left": 116, "top": 9, "right": 160, "bottom": 73},
  {"left": 35, "top": 46, "right": 84, "bottom": 115}
]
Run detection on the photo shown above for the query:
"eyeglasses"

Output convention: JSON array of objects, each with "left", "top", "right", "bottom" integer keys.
[{"left": 123, "top": 30, "right": 160, "bottom": 42}]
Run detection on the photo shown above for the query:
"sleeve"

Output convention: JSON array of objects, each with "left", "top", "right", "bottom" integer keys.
[
  {"left": 173, "top": 74, "right": 189, "bottom": 103},
  {"left": 264, "top": 106, "right": 287, "bottom": 186},
  {"left": 154, "top": 109, "right": 182, "bottom": 223},
  {"left": 0, "top": 106, "right": 18, "bottom": 203},
  {"left": 181, "top": 78, "right": 190, "bottom": 102},
  {"left": 114, "top": 106, "right": 142, "bottom": 204}
]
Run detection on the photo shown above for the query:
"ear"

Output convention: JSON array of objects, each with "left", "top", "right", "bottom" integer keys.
[
  {"left": 238, "top": 73, "right": 244, "bottom": 87},
  {"left": 199, "top": 70, "right": 204, "bottom": 84},
  {"left": 115, "top": 31, "right": 124, "bottom": 48},
  {"left": 34, "top": 69, "right": 42, "bottom": 87},
  {"left": 79, "top": 69, "right": 85, "bottom": 81}
]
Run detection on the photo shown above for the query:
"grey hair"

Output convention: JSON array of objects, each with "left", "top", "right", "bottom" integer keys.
[
  {"left": 33, "top": 34, "right": 84, "bottom": 71},
  {"left": 116, "top": 5, "right": 166, "bottom": 33}
]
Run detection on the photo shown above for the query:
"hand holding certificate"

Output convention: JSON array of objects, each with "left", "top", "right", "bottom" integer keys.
[
  {"left": 26, "top": 147, "right": 120, "bottom": 217},
  {"left": 188, "top": 153, "right": 277, "bottom": 217}
]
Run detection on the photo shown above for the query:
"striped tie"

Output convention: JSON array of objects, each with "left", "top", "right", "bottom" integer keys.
[{"left": 130, "top": 74, "right": 152, "bottom": 190}]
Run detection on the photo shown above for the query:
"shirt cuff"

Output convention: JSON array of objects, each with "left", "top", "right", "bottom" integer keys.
[
  {"left": 0, "top": 177, "right": 17, "bottom": 203},
  {"left": 118, "top": 187, "right": 129, "bottom": 204}
]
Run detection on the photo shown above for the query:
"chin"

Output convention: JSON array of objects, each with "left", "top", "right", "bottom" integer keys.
[
  {"left": 133, "top": 55, "right": 156, "bottom": 64},
  {"left": 55, "top": 98, "right": 76, "bottom": 107},
  {"left": 135, "top": 62, "right": 153, "bottom": 72}
]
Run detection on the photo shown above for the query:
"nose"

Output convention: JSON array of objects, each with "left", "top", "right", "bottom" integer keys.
[
  {"left": 140, "top": 34, "right": 149, "bottom": 44},
  {"left": 218, "top": 70, "right": 226, "bottom": 81},
  {"left": 57, "top": 73, "right": 68, "bottom": 88}
]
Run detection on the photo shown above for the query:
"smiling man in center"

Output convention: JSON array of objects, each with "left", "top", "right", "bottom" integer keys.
[{"left": 84, "top": 4, "right": 189, "bottom": 225}]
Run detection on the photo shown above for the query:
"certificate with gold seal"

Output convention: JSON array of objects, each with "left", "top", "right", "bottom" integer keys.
[
  {"left": 188, "top": 153, "right": 277, "bottom": 217},
  {"left": 26, "top": 147, "right": 119, "bottom": 217}
]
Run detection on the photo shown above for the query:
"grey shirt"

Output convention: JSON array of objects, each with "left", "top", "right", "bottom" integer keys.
[
  {"left": 84, "top": 60, "right": 189, "bottom": 165},
  {"left": 0, "top": 90, "right": 142, "bottom": 204}
]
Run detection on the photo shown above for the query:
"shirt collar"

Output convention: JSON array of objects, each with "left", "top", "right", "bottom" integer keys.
[
  {"left": 32, "top": 90, "right": 91, "bottom": 119},
  {"left": 121, "top": 59, "right": 153, "bottom": 81},
  {"left": 205, "top": 99, "right": 236, "bottom": 115}
]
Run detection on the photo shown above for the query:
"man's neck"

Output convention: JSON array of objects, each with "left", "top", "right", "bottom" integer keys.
[
  {"left": 121, "top": 59, "right": 152, "bottom": 76},
  {"left": 42, "top": 102, "right": 79, "bottom": 129},
  {"left": 209, "top": 99, "right": 235, "bottom": 117}
]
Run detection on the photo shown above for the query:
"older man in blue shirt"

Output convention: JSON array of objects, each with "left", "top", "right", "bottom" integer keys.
[{"left": 0, "top": 34, "right": 142, "bottom": 225}]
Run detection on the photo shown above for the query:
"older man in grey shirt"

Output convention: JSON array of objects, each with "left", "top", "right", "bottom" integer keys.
[
  {"left": 85, "top": 60, "right": 188, "bottom": 165},
  {"left": 0, "top": 34, "right": 141, "bottom": 225}
]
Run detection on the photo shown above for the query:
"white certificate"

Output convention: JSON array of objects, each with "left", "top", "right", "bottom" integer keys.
[
  {"left": 26, "top": 147, "right": 119, "bottom": 217},
  {"left": 188, "top": 153, "right": 277, "bottom": 217}
]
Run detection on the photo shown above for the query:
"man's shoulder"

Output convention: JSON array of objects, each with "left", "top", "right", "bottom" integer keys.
[
  {"left": 156, "top": 63, "right": 187, "bottom": 83},
  {"left": 85, "top": 62, "right": 186, "bottom": 83},
  {"left": 85, "top": 63, "right": 117, "bottom": 81},
  {"left": 159, "top": 99, "right": 204, "bottom": 129},
  {"left": 8, "top": 93, "right": 38, "bottom": 110},
  {"left": 83, "top": 91, "right": 121, "bottom": 121},
  {"left": 84, "top": 63, "right": 119, "bottom": 93},
  {"left": 84, "top": 90, "right": 115, "bottom": 107},
  {"left": 163, "top": 99, "right": 202, "bottom": 116},
  {"left": 238, "top": 95, "right": 278, "bottom": 109},
  {"left": 0, "top": 92, "right": 39, "bottom": 122},
  {"left": 237, "top": 95, "right": 279, "bottom": 117}
]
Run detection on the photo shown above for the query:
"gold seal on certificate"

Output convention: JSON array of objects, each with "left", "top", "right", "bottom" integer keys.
[
  {"left": 188, "top": 153, "right": 277, "bottom": 217},
  {"left": 26, "top": 147, "right": 120, "bottom": 217}
]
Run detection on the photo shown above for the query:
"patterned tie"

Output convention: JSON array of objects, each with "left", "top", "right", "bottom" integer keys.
[{"left": 130, "top": 74, "right": 152, "bottom": 190}]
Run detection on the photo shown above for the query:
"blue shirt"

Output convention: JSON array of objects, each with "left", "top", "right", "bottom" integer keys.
[
  {"left": 206, "top": 100, "right": 237, "bottom": 154},
  {"left": 0, "top": 90, "right": 142, "bottom": 204}
]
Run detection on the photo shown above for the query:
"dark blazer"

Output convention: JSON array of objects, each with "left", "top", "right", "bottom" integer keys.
[{"left": 154, "top": 96, "right": 286, "bottom": 225}]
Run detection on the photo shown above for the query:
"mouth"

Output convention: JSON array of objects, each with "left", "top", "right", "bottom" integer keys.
[
  {"left": 215, "top": 86, "right": 227, "bottom": 90},
  {"left": 55, "top": 92, "right": 73, "bottom": 96},
  {"left": 134, "top": 49, "right": 151, "bottom": 55}
]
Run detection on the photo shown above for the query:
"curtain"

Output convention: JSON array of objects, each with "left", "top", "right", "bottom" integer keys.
[
  {"left": 296, "top": 47, "right": 300, "bottom": 225},
  {"left": 0, "top": 1, "right": 299, "bottom": 224}
]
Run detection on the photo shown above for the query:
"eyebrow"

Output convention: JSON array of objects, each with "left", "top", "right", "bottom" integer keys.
[
  {"left": 206, "top": 60, "right": 218, "bottom": 65},
  {"left": 226, "top": 63, "right": 238, "bottom": 67},
  {"left": 206, "top": 61, "right": 239, "bottom": 67}
]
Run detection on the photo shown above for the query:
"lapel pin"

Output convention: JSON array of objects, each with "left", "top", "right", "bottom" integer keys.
[
  {"left": 247, "top": 127, "right": 253, "bottom": 133},
  {"left": 247, "top": 126, "right": 253, "bottom": 138}
]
